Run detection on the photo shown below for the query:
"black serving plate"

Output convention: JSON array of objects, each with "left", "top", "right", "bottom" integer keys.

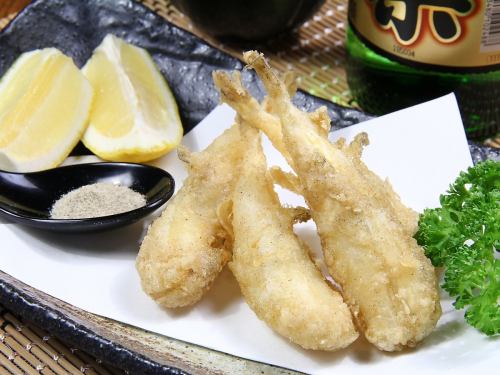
[{"left": 0, "top": 0, "right": 498, "bottom": 374}]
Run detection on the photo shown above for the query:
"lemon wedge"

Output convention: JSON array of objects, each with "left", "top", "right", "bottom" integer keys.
[
  {"left": 0, "top": 48, "right": 92, "bottom": 172},
  {"left": 81, "top": 34, "right": 183, "bottom": 162}
]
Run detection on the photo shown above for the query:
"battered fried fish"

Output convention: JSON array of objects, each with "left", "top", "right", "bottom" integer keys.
[
  {"left": 136, "top": 125, "right": 242, "bottom": 308},
  {"left": 214, "top": 52, "right": 441, "bottom": 351},
  {"left": 229, "top": 122, "right": 358, "bottom": 350}
]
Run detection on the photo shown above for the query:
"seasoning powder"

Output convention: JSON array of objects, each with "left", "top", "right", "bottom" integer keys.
[{"left": 50, "top": 182, "right": 146, "bottom": 219}]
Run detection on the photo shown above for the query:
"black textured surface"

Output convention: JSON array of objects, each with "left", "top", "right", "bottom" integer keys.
[
  {"left": 468, "top": 142, "right": 500, "bottom": 164},
  {"left": 0, "top": 0, "right": 498, "bottom": 374}
]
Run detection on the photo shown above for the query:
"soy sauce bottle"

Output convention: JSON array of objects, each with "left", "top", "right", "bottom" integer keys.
[{"left": 345, "top": 0, "right": 500, "bottom": 139}]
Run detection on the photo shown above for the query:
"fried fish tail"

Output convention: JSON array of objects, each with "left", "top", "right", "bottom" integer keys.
[
  {"left": 136, "top": 125, "right": 242, "bottom": 308},
  {"left": 335, "top": 133, "right": 419, "bottom": 235},
  {"left": 212, "top": 70, "right": 290, "bottom": 161},
  {"left": 229, "top": 123, "right": 358, "bottom": 351}
]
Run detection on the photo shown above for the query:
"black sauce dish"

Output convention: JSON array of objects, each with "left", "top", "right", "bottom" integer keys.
[
  {"left": 171, "top": 0, "right": 326, "bottom": 42},
  {"left": 0, "top": 163, "right": 175, "bottom": 233}
]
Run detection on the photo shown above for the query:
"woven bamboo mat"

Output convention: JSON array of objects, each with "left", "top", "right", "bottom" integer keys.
[
  {"left": 0, "top": 308, "right": 125, "bottom": 374},
  {"left": 142, "top": 0, "right": 353, "bottom": 107}
]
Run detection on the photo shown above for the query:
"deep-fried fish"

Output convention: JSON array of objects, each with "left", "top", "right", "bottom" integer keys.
[
  {"left": 214, "top": 52, "right": 441, "bottom": 351},
  {"left": 229, "top": 122, "right": 358, "bottom": 350},
  {"left": 136, "top": 125, "right": 242, "bottom": 308}
]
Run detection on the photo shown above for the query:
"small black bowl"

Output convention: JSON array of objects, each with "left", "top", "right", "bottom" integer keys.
[
  {"left": 0, "top": 163, "right": 175, "bottom": 233},
  {"left": 171, "top": 0, "right": 326, "bottom": 42}
]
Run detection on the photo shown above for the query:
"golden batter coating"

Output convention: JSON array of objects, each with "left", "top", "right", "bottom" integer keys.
[
  {"left": 214, "top": 52, "right": 441, "bottom": 351},
  {"left": 136, "top": 125, "right": 242, "bottom": 308},
  {"left": 229, "top": 123, "right": 358, "bottom": 350}
]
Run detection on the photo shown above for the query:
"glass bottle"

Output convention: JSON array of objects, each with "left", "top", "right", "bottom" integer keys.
[{"left": 345, "top": 0, "right": 500, "bottom": 139}]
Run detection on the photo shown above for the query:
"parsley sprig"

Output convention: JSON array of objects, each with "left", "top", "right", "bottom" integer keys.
[{"left": 415, "top": 160, "right": 499, "bottom": 335}]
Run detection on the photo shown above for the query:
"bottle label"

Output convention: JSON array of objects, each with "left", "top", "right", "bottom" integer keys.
[{"left": 348, "top": 0, "right": 500, "bottom": 71}]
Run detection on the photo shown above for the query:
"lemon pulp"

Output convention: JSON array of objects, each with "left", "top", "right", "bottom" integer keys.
[
  {"left": 82, "top": 34, "right": 183, "bottom": 162},
  {"left": 0, "top": 48, "right": 92, "bottom": 172}
]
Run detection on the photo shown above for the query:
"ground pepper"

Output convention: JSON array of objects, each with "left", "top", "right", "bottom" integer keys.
[{"left": 50, "top": 182, "right": 146, "bottom": 219}]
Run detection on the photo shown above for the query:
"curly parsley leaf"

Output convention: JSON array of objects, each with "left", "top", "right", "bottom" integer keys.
[{"left": 415, "top": 160, "right": 500, "bottom": 335}]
